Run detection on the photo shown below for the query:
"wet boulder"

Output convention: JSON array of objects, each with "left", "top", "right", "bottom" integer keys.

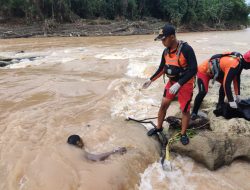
[{"left": 171, "top": 131, "right": 250, "bottom": 170}]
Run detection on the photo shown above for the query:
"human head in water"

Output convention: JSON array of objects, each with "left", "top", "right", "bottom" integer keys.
[
  {"left": 67, "top": 135, "right": 84, "bottom": 148},
  {"left": 154, "top": 24, "right": 176, "bottom": 48}
]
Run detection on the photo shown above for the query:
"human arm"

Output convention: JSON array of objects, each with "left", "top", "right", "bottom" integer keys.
[
  {"left": 149, "top": 51, "right": 166, "bottom": 82},
  {"left": 234, "top": 66, "right": 243, "bottom": 102},
  {"left": 223, "top": 67, "right": 238, "bottom": 108},
  {"left": 233, "top": 74, "right": 240, "bottom": 96},
  {"left": 142, "top": 50, "right": 166, "bottom": 89},
  {"left": 85, "top": 147, "right": 127, "bottom": 161},
  {"left": 177, "top": 44, "right": 198, "bottom": 86}
]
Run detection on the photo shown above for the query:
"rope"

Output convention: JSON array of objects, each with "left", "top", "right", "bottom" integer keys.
[
  {"left": 126, "top": 116, "right": 208, "bottom": 170},
  {"left": 165, "top": 132, "right": 181, "bottom": 161},
  {"left": 163, "top": 129, "right": 197, "bottom": 162},
  {"left": 126, "top": 117, "right": 157, "bottom": 128}
]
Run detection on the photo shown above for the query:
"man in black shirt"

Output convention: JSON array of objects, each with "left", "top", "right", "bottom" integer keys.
[{"left": 142, "top": 24, "right": 197, "bottom": 145}]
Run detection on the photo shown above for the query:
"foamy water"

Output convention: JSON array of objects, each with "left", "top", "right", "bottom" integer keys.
[
  {"left": 0, "top": 47, "right": 87, "bottom": 69},
  {"left": 139, "top": 154, "right": 250, "bottom": 190},
  {"left": 0, "top": 30, "right": 250, "bottom": 190}
]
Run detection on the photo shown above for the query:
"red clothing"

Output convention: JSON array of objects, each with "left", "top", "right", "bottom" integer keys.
[
  {"left": 197, "top": 57, "right": 240, "bottom": 96},
  {"left": 163, "top": 81, "right": 193, "bottom": 112},
  {"left": 196, "top": 72, "right": 211, "bottom": 93}
]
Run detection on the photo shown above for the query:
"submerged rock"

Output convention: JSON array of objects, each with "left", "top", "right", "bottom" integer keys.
[
  {"left": 0, "top": 56, "right": 39, "bottom": 67},
  {"left": 0, "top": 61, "right": 11, "bottom": 67}
]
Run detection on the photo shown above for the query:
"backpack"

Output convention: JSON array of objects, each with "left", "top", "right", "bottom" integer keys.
[{"left": 208, "top": 52, "right": 242, "bottom": 84}]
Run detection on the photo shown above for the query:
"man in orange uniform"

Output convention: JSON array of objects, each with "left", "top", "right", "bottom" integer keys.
[
  {"left": 142, "top": 24, "right": 197, "bottom": 145},
  {"left": 191, "top": 50, "right": 250, "bottom": 119}
]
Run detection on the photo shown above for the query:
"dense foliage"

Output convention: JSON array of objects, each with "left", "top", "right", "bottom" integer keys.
[{"left": 0, "top": 0, "right": 249, "bottom": 26}]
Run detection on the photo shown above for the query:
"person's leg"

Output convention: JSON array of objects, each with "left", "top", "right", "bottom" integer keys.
[
  {"left": 192, "top": 73, "right": 209, "bottom": 117},
  {"left": 178, "top": 82, "right": 194, "bottom": 145},
  {"left": 181, "top": 111, "right": 190, "bottom": 135},
  {"left": 157, "top": 81, "right": 175, "bottom": 129},
  {"left": 147, "top": 81, "right": 175, "bottom": 136},
  {"left": 157, "top": 97, "right": 172, "bottom": 129},
  {"left": 218, "top": 84, "right": 225, "bottom": 104}
]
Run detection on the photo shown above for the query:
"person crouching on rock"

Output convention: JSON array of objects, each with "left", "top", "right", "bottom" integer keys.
[
  {"left": 67, "top": 135, "right": 127, "bottom": 161},
  {"left": 191, "top": 50, "right": 250, "bottom": 120},
  {"left": 142, "top": 24, "right": 198, "bottom": 145}
]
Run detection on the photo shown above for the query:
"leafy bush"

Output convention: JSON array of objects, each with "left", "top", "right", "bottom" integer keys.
[{"left": 0, "top": 0, "right": 249, "bottom": 27}]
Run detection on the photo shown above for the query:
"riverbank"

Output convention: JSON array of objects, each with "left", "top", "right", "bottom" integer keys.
[{"left": 0, "top": 18, "right": 247, "bottom": 39}]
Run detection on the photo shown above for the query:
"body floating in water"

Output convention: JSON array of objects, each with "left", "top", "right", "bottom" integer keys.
[{"left": 67, "top": 134, "right": 127, "bottom": 161}]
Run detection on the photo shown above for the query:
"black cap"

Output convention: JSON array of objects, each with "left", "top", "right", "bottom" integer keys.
[{"left": 154, "top": 24, "right": 175, "bottom": 41}]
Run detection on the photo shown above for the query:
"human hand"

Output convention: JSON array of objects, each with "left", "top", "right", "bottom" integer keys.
[
  {"left": 235, "top": 95, "right": 241, "bottom": 103},
  {"left": 169, "top": 83, "right": 181, "bottom": 94},
  {"left": 113, "top": 147, "right": 127, "bottom": 154},
  {"left": 229, "top": 101, "right": 237, "bottom": 109},
  {"left": 142, "top": 80, "right": 152, "bottom": 89}
]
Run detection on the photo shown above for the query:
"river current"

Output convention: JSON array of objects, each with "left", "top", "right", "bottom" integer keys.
[{"left": 0, "top": 29, "right": 250, "bottom": 190}]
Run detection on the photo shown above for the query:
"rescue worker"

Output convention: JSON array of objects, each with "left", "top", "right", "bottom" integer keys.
[
  {"left": 191, "top": 50, "right": 250, "bottom": 120},
  {"left": 142, "top": 24, "right": 198, "bottom": 145}
]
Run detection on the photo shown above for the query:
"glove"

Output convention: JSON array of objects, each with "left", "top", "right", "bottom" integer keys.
[
  {"left": 169, "top": 82, "right": 181, "bottom": 94},
  {"left": 229, "top": 101, "right": 237, "bottom": 109},
  {"left": 235, "top": 95, "right": 241, "bottom": 103},
  {"left": 142, "top": 80, "right": 152, "bottom": 89}
]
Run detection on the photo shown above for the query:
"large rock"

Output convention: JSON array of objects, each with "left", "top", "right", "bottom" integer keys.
[{"left": 170, "top": 126, "right": 250, "bottom": 170}]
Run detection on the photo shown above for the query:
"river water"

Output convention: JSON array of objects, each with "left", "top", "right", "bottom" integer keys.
[{"left": 0, "top": 29, "right": 250, "bottom": 190}]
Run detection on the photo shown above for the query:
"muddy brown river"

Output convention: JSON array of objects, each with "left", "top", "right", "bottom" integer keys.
[{"left": 0, "top": 29, "right": 250, "bottom": 190}]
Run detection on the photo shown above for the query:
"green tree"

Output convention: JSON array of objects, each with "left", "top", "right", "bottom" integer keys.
[
  {"left": 127, "top": 0, "right": 137, "bottom": 19},
  {"left": 159, "top": 0, "right": 188, "bottom": 26},
  {"left": 0, "top": 0, "right": 249, "bottom": 26}
]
